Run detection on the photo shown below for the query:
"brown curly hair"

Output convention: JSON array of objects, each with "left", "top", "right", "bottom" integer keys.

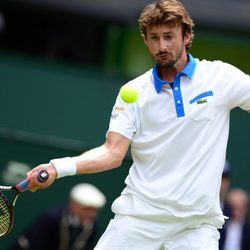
[{"left": 138, "top": 0, "right": 195, "bottom": 50}]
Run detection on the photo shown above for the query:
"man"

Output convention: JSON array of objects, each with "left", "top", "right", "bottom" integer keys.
[
  {"left": 220, "top": 188, "right": 250, "bottom": 250},
  {"left": 27, "top": 0, "right": 250, "bottom": 249},
  {"left": 9, "top": 183, "right": 106, "bottom": 250}
]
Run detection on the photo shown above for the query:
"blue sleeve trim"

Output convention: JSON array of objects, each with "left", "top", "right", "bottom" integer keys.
[{"left": 190, "top": 91, "right": 214, "bottom": 104}]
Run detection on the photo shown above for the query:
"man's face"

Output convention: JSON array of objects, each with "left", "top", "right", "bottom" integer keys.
[
  {"left": 144, "top": 23, "right": 190, "bottom": 68},
  {"left": 220, "top": 175, "right": 230, "bottom": 201},
  {"left": 69, "top": 200, "right": 98, "bottom": 224}
]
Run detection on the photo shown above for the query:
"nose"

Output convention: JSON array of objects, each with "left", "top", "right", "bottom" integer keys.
[{"left": 159, "top": 37, "right": 167, "bottom": 52}]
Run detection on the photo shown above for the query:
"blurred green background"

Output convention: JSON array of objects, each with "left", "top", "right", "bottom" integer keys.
[{"left": 0, "top": 1, "right": 250, "bottom": 249}]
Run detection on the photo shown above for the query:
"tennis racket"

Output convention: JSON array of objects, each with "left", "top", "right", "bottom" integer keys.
[{"left": 0, "top": 169, "right": 49, "bottom": 237}]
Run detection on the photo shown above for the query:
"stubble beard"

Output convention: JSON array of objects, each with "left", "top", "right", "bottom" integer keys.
[{"left": 155, "top": 45, "right": 184, "bottom": 69}]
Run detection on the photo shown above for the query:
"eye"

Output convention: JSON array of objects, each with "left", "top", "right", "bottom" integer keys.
[
  {"left": 164, "top": 34, "right": 173, "bottom": 40},
  {"left": 149, "top": 35, "right": 159, "bottom": 41}
]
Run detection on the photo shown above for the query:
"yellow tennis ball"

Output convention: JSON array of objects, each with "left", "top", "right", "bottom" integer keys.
[{"left": 119, "top": 85, "right": 139, "bottom": 103}]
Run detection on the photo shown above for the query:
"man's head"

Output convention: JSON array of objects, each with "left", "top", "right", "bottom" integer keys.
[
  {"left": 138, "top": 0, "right": 194, "bottom": 50},
  {"left": 227, "top": 188, "right": 249, "bottom": 221},
  {"left": 68, "top": 183, "right": 106, "bottom": 225}
]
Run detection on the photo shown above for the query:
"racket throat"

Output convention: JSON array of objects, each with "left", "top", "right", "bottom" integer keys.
[{"left": 12, "top": 194, "right": 20, "bottom": 206}]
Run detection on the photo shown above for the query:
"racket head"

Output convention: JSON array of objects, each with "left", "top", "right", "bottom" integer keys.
[
  {"left": 0, "top": 191, "right": 14, "bottom": 237},
  {"left": 0, "top": 170, "right": 49, "bottom": 237}
]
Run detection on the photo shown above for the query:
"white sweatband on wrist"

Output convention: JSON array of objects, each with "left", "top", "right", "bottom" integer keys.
[{"left": 50, "top": 157, "right": 77, "bottom": 179}]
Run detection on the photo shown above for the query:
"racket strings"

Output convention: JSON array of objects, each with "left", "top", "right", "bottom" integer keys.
[{"left": 0, "top": 196, "right": 11, "bottom": 236}]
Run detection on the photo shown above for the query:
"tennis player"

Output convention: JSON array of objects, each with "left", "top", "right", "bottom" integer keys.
[{"left": 27, "top": 0, "right": 250, "bottom": 249}]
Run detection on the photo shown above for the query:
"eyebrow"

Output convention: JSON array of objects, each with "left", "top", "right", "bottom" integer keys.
[{"left": 148, "top": 31, "right": 174, "bottom": 36}]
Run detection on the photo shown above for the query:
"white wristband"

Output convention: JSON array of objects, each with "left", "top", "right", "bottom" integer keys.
[{"left": 50, "top": 157, "right": 77, "bottom": 179}]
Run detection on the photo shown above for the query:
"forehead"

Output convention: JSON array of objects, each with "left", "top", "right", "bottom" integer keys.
[{"left": 147, "top": 23, "right": 182, "bottom": 35}]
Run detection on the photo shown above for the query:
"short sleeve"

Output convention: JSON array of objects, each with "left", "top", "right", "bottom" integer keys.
[
  {"left": 107, "top": 94, "right": 137, "bottom": 140},
  {"left": 222, "top": 63, "right": 250, "bottom": 111}
]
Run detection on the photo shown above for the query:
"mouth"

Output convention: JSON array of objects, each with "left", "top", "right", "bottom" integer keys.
[
  {"left": 156, "top": 52, "right": 170, "bottom": 58},
  {"left": 156, "top": 53, "right": 170, "bottom": 61}
]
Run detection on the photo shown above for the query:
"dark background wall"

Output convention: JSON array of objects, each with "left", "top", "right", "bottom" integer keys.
[{"left": 0, "top": 0, "right": 249, "bottom": 249}]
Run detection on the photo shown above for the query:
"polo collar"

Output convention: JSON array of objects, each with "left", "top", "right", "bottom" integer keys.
[{"left": 153, "top": 53, "right": 196, "bottom": 93}]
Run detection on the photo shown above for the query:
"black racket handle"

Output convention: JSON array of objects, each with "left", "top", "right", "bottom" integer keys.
[
  {"left": 37, "top": 170, "right": 49, "bottom": 182},
  {"left": 16, "top": 170, "right": 49, "bottom": 192}
]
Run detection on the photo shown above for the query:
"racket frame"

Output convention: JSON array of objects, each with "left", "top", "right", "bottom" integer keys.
[{"left": 0, "top": 186, "right": 20, "bottom": 236}]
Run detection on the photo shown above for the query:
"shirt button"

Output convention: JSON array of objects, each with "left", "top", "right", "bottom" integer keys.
[
  {"left": 177, "top": 100, "right": 181, "bottom": 104},
  {"left": 175, "top": 87, "right": 179, "bottom": 91}
]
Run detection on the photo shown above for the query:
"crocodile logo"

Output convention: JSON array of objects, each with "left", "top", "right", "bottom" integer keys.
[{"left": 197, "top": 98, "right": 207, "bottom": 104}]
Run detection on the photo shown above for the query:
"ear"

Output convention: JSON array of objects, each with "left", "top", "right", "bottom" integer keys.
[
  {"left": 183, "top": 32, "right": 191, "bottom": 46},
  {"left": 142, "top": 34, "right": 148, "bottom": 47}
]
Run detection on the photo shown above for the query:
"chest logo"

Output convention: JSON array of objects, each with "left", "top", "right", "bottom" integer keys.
[{"left": 197, "top": 98, "right": 207, "bottom": 104}]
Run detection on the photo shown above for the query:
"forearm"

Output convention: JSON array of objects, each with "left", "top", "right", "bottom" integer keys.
[
  {"left": 27, "top": 146, "right": 123, "bottom": 192},
  {"left": 73, "top": 144, "right": 123, "bottom": 174}
]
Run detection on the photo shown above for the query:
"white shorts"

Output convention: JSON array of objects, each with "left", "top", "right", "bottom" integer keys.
[{"left": 94, "top": 214, "right": 220, "bottom": 250}]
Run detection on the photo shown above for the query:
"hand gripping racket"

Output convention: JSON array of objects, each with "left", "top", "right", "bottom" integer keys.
[{"left": 0, "top": 170, "right": 49, "bottom": 237}]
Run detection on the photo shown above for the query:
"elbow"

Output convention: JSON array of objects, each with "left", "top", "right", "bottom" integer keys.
[
  {"left": 113, "top": 158, "right": 123, "bottom": 169},
  {"left": 111, "top": 151, "right": 124, "bottom": 169}
]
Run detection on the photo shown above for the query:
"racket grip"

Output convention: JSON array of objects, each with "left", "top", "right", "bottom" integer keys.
[
  {"left": 16, "top": 170, "right": 49, "bottom": 192},
  {"left": 37, "top": 170, "right": 49, "bottom": 182},
  {"left": 16, "top": 179, "right": 29, "bottom": 192}
]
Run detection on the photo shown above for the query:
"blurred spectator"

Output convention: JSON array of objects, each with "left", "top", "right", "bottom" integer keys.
[
  {"left": 220, "top": 161, "right": 232, "bottom": 217},
  {"left": 220, "top": 188, "right": 250, "bottom": 250},
  {"left": 219, "top": 161, "right": 232, "bottom": 249},
  {"left": 8, "top": 183, "right": 106, "bottom": 250}
]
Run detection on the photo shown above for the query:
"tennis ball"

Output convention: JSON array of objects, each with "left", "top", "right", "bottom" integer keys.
[{"left": 119, "top": 85, "right": 139, "bottom": 103}]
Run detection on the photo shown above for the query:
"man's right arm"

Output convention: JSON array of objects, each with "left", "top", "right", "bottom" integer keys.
[{"left": 27, "top": 131, "right": 131, "bottom": 192}]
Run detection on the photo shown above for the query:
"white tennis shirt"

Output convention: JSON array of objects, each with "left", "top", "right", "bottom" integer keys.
[{"left": 108, "top": 54, "right": 250, "bottom": 226}]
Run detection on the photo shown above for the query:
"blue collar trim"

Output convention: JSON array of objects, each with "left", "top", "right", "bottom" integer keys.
[{"left": 153, "top": 53, "right": 196, "bottom": 93}]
